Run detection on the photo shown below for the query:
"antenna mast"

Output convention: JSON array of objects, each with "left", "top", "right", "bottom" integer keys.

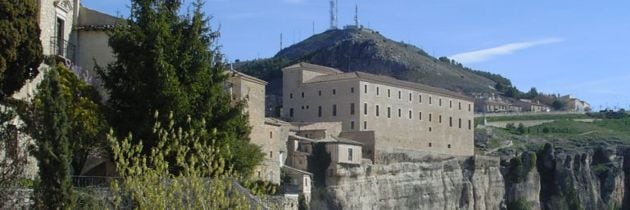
[
  {"left": 354, "top": 1, "right": 359, "bottom": 27},
  {"left": 330, "top": 0, "right": 338, "bottom": 29},
  {"left": 280, "top": 33, "right": 283, "bottom": 51}
]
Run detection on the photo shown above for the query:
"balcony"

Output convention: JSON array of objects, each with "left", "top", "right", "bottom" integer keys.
[{"left": 50, "top": 36, "right": 76, "bottom": 62}]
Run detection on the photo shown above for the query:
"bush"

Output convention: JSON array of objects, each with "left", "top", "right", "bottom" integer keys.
[{"left": 507, "top": 198, "right": 530, "bottom": 210}]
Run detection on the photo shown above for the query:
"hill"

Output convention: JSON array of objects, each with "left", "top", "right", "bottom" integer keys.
[{"left": 235, "top": 27, "right": 513, "bottom": 103}]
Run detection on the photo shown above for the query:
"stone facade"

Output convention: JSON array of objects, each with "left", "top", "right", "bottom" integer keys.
[
  {"left": 227, "top": 71, "right": 291, "bottom": 184},
  {"left": 282, "top": 63, "right": 475, "bottom": 159}
]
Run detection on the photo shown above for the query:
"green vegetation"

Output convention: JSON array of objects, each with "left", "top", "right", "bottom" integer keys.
[
  {"left": 20, "top": 62, "right": 108, "bottom": 175},
  {"left": 506, "top": 152, "right": 537, "bottom": 183},
  {"left": 30, "top": 67, "right": 75, "bottom": 209},
  {"left": 109, "top": 112, "right": 251, "bottom": 209},
  {"left": 507, "top": 198, "right": 531, "bottom": 210},
  {"left": 478, "top": 113, "right": 591, "bottom": 123},
  {"left": 0, "top": 0, "right": 43, "bottom": 98},
  {"left": 99, "top": 0, "right": 263, "bottom": 175}
]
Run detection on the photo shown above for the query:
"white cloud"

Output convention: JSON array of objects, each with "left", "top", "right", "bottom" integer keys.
[{"left": 449, "top": 38, "right": 564, "bottom": 64}]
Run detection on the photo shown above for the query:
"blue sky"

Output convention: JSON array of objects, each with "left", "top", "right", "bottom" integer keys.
[{"left": 82, "top": 0, "right": 630, "bottom": 111}]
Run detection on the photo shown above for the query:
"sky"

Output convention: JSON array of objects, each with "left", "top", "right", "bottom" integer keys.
[{"left": 82, "top": 0, "right": 630, "bottom": 111}]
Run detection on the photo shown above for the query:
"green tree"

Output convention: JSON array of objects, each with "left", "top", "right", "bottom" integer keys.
[
  {"left": 552, "top": 99, "right": 566, "bottom": 110},
  {"left": 524, "top": 87, "right": 539, "bottom": 99},
  {"left": 0, "top": 0, "right": 43, "bottom": 98},
  {"left": 30, "top": 66, "right": 74, "bottom": 209},
  {"left": 109, "top": 112, "right": 255, "bottom": 209},
  {"left": 18, "top": 63, "right": 108, "bottom": 176},
  {"left": 517, "top": 123, "right": 526, "bottom": 134},
  {"left": 98, "top": 0, "right": 262, "bottom": 175}
]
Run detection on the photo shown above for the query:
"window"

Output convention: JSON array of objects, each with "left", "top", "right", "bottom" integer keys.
[
  {"left": 351, "top": 87, "right": 354, "bottom": 93},
  {"left": 448, "top": 144, "right": 452, "bottom": 149},
  {"left": 419, "top": 94, "right": 422, "bottom": 103},
  {"left": 376, "top": 105, "right": 380, "bottom": 116},
  {"left": 270, "top": 151, "right": 273, "bottom": 158},
  {"left": 350, "top": 103, "right": 355, "bottom": 115},
  {"left": 429, "top": 127, "right": 432, "bottom": 132},
  {"left": 439, "top": 115, "right": 442, "bottom": 123},
  {"left": 429, "top": 143, "right": 432, "bottom": 147},
  {"left": 409, "top": 110, "right": 412, "bottom": 119},
  {"left": 348, "top": 148, "right": 353, "bottom": 161},
  {"left": 269, "top": 131, "right": 273, "bottom": 139},
  {"left": 377, "top": 87, "right": 380, "bottom": 95},
  {"left": 429, "top": 96, "right": 432, "bottom": 104},
  {"left": 318, "top": 106, "right": 322, "bottom": 117},
  {"left": 459, "top": 102, "right": 462, "bottom": 110},
  {"left": 468, "top": 120, "right": 472, "bottom": 130},
  {"left": 419, "top": 112, "right": 422, "bottom": 120},
  {"left": 439, "top": 98, "right": 442, "bottom": 106},
  {"left": 409, "top": 93, "right": 412, "bottom": 101},
  {"left": 55, "top": 18, "right": 65, "bottom": 56},
  {"left": 364, "top": 85, "right": 368, "bottom": 93},
  {"left": 459, "top": 118, "right": 462, "bottom": 128},
  {"left": 449, "top": 100, "right": 452, "bottom": 108},
  {"left": 350, "top": 121, "right": 355, "bottom": 130},
  {"left": 333, "top": 89, "right": 336, "bottom": 95},
  {"left": 318, "top": 90, "right": 322, "bottom": 96},
  {"left": 429, "top": 113, "right": 432, "bottom": 122},
  {"left": 332, "top": 104, "right": 337, "bottom": 116},
  {"left": 364, "top": 103, "right": 368, "bottom": 115},
  {"left": 398, "top": 91, "right": 401, "bottom": 99},
  {"left": 363, "top": 121, "right": 367, "bottom": 129},
  {"left": 301, "top": 92, "right": 304, "bottom": 98},
  {"left": 388, "top": 89, "right": 391, "bottom": 97},
  {"left": 290, "top": 93, "right": 293, "bottom": 99},
  {"left": 387, "top": 107, "right": 391, "bottom": 118},
  {"left": 469, "top": 104, "right": 472, "bottom": 112},
  {"left": 398, "top": 109, "right": 401, "bottom": 118},
  {"left": 449, "top": 117, "right": 453, "bottom": 127},
  {"left": 290, "top": 108, "right": 294, "bottom": 117}
]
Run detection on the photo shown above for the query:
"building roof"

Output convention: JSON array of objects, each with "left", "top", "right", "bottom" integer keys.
[
  {"left": 227, "top": 70, "right": 267, "bottom": 85},
  {"left": 77, "top": 6, "right": 124, "bottom": 31},
  {"left": 282, "top": 62, "right": 344, "bottom": 74},
  {"left": 298, "top": 64, "right": 473, "bottom": 101},
  {"left": 264, "top": 117, "right": 293, "bottom": 127},
  {"left": 283, "top": 166, "right": 313, "bottom": 176}
]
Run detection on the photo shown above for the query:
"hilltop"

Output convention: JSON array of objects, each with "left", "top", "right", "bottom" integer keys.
[{"left": 236, "top": 27, "right": 511, "bottom": 97}]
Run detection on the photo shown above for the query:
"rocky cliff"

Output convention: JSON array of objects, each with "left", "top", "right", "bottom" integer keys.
[{"left": 311, "top": 145, "right": 630, "bottom": 210}]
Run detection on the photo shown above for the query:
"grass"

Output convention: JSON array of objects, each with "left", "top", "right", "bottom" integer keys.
[
  {"left": 477, "top": 113, "right": 592, "bottom": 123},
  {"left": 479, "top": 117, "right": 630, "bottom": 155}
]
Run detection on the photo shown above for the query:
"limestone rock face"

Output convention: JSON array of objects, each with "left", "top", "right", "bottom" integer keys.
[
  {"left": 311, "top": 155, "right": 505, "bottom": 210},
  {"left": 311, "top": 146, "right": 630, "bottom": 210}
]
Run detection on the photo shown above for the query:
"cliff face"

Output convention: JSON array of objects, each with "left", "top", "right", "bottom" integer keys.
[
  {"left": 311, "top": 146, "right": 630, "bottom": 210},
  {"left": 311, "top": 155, "right": 505, "bottom": 210}
]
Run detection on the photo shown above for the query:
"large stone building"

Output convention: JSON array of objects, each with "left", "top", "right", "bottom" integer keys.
[
  {"left": 226, "top": 70, "right": 292, "bottom": 184},
  {"left": 282, "top": 63, "right": 475, "bottom": 160}
]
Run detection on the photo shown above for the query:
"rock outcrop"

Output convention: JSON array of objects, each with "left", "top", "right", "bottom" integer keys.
[{"left": 311, "top": 145, "right": 630, "bottom": 210}]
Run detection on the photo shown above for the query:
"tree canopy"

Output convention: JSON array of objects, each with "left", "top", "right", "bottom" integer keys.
[
  {"left": 0, "top": 0, "right": 43, "bottom": 98},
  {"left": 99, "top": 0, "right": 262, "bottom": 175}
]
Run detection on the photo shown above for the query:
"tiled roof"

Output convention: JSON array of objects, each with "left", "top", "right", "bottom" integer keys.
[
  {"left": 298, "top": 63, "right": 472, "bottom": 101},
  {"left": 282, "top": 62, "right": 344, "bottom": 74},
  {"left": 227, "top": 70, "right": 267, "bottom": 85}
]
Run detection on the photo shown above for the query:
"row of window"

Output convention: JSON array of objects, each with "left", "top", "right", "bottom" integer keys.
[
  {"left": 288, "top": 104, "right": 473, "bottom": 130},
  {"left": 288, "top": 86, "right": 472, "bottom": 112}
]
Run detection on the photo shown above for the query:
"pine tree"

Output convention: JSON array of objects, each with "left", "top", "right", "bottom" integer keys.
[
  {"left": 0, "top": 0, "right": 43, "bottom": 98},
  {"left": 31, "top": 66, "right": 74, "bottom": 209},
  {"left": 99, "top": 0, "right": 262, "bottom": 175}
]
